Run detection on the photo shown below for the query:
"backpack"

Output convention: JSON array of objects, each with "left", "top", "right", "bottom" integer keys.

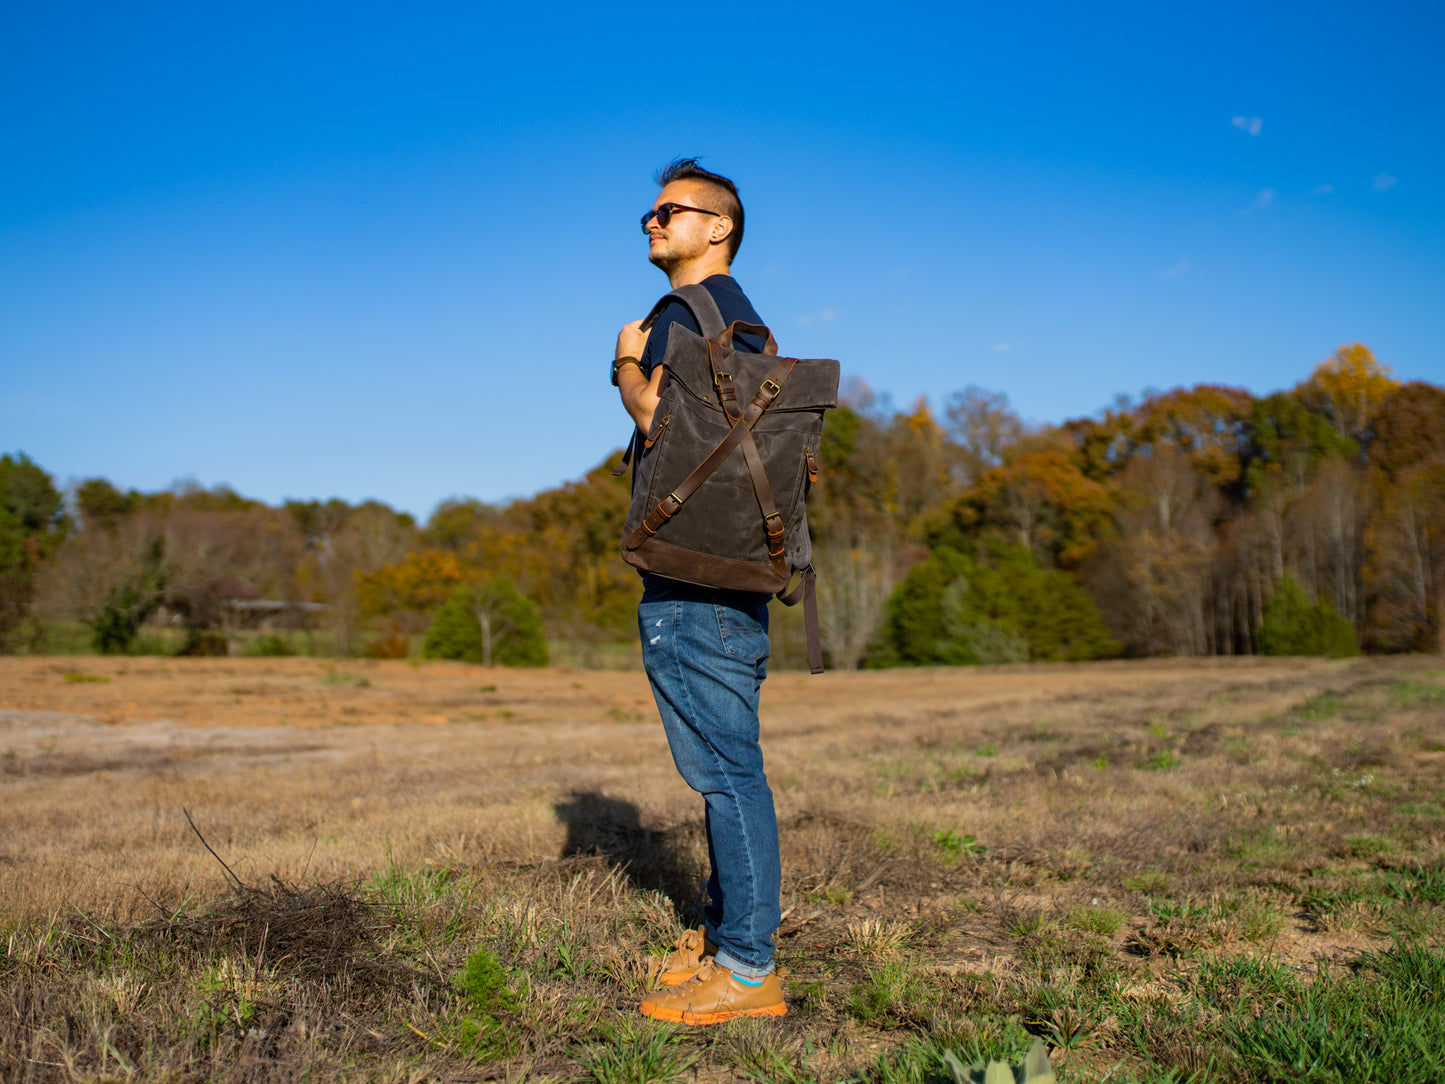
[{"left": 617, "top": 283, "right": 840, "bottom": 673}]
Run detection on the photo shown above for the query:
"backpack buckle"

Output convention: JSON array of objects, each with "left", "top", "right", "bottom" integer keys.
[{"left": 713, "top": 371, "right": 732, "bottom": 388}]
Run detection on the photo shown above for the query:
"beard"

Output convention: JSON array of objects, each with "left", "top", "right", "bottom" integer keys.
[{"left": 648, "top": 244, "right": 682, "bottom": 275}]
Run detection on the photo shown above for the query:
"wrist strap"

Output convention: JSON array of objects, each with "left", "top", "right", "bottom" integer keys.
[{"left": 611, "top": 356, "right": 642, "bottom": 386}]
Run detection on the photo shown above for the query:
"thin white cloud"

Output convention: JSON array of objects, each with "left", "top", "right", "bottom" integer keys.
[
  {"left": 991, "top": 343, "right": 1013, "bottom": 353},
  {"left": 1159, "top": 259, "right": 1190, "bottom": 279},
  {"left": 1373, "top": 173, "right": 1398, "bottom": 192},
  {"left": 1231, "top": 115, "right": 1263, "bottom": 136},
  {"left": 796, "top": 307, "right": 838, "bottom": 326},
  {"left": 1308, "top": 183, "right": 1334, "bottom": 196},
  {"left": 1239, "top": 187, "right": 1275, "bottom": 215}
]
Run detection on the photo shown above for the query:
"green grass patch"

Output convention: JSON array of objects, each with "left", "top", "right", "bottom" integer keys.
[
  {"left": 1299, "top": 690, "right": 1346, "bottom": 720},
  {"left": 1346, "top": 833, "right": 1394, "bottom": 858},
  {"left": 1124, "top": 871, "right": 1169, "bottom": 893},
  {"left": 1229, "top": 826, "right": 1296, "bottom": 866},
  {"left": 1067, "top": 905, "right": 1125, "bottom": 937},
  {"left": 582, "top": 1016, "right": 695, "bottom": 1084},
  {"left": 1221, "top": 942, "right": 1445, "bottom": 1082},
  {"left": 1199, "top": 953, "right": 1298, "bottom": 1008},
  {"left": 1395, "top": 801, "right": 1445, "bottom": 817},
  {"left": 1233, "top": 898, "right": 1287, "bottom": 943},
  {"left": 845, "top": 959, "right": 934, "bottom": 1027},
  {"left": 933, "top": 829, "right": 986, "bottom": 861},
  {"left": 322, "top": 669, "right": 371, "bottom": 687},
  {"left": 1379, "top": 863, "right": 1445, "bottom": 904},
  {"left": 1390, "top": 681, "right": 1445, "bottom": 708},
  {"left": 366, "top": 856, "right": 469, "bottom": 943}
]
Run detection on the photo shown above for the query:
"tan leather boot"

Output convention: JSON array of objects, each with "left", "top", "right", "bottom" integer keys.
[
  {"left": 645, "top": 926, "right": 717, "bottom": 986},
  {"left": 639, "top": 959, "right": 786, "bottom": 1024}
]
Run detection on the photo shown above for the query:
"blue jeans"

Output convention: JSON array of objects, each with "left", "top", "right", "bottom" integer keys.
[{"left": 638, "top": 575, "right": 780, "bottom": 979}]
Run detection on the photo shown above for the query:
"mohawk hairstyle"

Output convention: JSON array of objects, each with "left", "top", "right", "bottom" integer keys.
[{"left": 655, "top": 156, "right": 745, "bottom": 262}]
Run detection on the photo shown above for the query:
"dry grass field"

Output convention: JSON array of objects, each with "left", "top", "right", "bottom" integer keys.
[{"left": 2, "top": 654, "right": 1443, "bottom": 1082}]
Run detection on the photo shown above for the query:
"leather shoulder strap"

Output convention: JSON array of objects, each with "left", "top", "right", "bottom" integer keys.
[{"left": 639, "top": 283, "right": 727, "bottom": 339}]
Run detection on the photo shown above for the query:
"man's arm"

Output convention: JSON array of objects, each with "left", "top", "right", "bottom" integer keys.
[{"left": 616, "top": 319, "right": 661, "bottom": 432}]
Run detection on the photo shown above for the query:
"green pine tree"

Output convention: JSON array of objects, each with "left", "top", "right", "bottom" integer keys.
[
  {"left": 870, "top": 543, "right": 1119, "bottom": 666},
  {"left": 1260, "top": 573, "right": 1359, "bottom": 657}
]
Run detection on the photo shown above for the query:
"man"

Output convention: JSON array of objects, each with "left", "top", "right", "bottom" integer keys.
[{"left": 614, "top": 158, "right": 786, "bottom": 1024}]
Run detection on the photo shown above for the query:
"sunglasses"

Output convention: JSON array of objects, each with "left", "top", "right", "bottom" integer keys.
[{"left": 640, "top": 202, "right": 720, "bottom": 233}]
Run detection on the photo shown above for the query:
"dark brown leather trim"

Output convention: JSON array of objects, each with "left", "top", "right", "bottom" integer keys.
[
  {"left": 613, "top": 433, "right": 636, "bottom": 477},
  {"left": 775, "top": 566, "right": 823, "bottom": 673},
  {"left": 644, "top": 413, "right": 671, "bottom": 449},
  {"left": 717, "top": 321, "right": 779, "bottom": 355},
  {"left": 621, "top": 538, "right": 789, "bottom": 594}
]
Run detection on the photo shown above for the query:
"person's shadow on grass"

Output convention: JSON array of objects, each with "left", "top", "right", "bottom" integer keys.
[{"left": 553, "top": 791, "right": 704, "bottom": 923}]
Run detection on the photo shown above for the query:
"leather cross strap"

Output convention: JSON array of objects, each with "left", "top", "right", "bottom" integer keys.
[
  {"left": 708, "top": 341, "right": 791, "bottom": 582},
  {"left": 738, "top": 422, "right": 789, "bottom": 579},
  {"left": 624, "top": 354, "right": 799, "bottom": 551}
]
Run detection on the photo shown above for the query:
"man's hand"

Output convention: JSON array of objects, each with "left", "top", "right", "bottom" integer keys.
[
  {"left": 616, "top": 319, "right": 650, "bottom": 361},
  {"left": 616, "top": 319, "right": 661, "bottom": 433}
]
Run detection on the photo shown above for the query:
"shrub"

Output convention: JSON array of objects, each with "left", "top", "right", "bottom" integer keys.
[
  {"left": 86, "top": 542, "right": 166, "bottom": 654},
  {"left": 90, "top": 586, "right": 151, "bottom": 654},
  {"left": 424, "top": 578, "right": 548, "bottom": 667},
  {"left": 179, "top": 631, "right": 229, "bottom": 656},
  {"left": 1260, "top": 573, "right": 1360, "bottom": 657},
  {"left": 869, "top": 543, "right": 1119, "bottom": 666},
  {"left": 364, "top": 635, "right": 409, "bottom": 659},
  {"left": 246, "top": 634, "right": 297, "bottom": 657}
]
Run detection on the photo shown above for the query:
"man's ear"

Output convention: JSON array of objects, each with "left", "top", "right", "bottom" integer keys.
[{"left": 709, "top": 215, "right": 733, "bottom": 246}]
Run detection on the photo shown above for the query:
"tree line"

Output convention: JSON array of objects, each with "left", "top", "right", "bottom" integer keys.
[{"left": 2, "top": 343, "right": 1441, "bottom": 666}]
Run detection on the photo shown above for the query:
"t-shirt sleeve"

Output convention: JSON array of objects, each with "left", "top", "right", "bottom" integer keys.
[{"left": 640, "top": 301, "right": 702, "bottom": 375}]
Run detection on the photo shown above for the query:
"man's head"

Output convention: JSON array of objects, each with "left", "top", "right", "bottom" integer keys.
[{"left": 644, "top": 157, "right": 744, "bottom": 277}]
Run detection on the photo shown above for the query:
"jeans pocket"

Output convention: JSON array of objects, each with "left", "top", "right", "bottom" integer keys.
[{"left": 717, "top": 604, "right": 770, "bottom": 664}]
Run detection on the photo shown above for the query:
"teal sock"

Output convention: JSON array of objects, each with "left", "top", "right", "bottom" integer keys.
[{"left": 732, "top": 973, "right": 765, "bottom": 987}]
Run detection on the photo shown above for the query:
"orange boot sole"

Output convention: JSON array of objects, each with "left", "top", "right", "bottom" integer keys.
[{"left": 640, "top": 1000, "right": 787, "bottom": 1025}]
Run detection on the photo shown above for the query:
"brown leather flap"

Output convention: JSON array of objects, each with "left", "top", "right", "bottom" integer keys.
[{"left": 662, "top": 326, "right": 839, "bottom": 412}]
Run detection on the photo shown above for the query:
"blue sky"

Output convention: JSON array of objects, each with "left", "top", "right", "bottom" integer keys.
[{"left": 3, "top": 1, "right": 1442, "bottom": 519}]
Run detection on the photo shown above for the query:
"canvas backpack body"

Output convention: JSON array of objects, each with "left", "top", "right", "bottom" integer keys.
[{"left": 619, "top": 284, "right": 840, "bottom": 673}]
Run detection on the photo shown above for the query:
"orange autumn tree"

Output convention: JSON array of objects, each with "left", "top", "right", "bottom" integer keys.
[
  {"left": 523, "top": 454, "right": 636, "bottom": 632},
  {"left": 887, "top": 398, "right": 956, "bottom": 528},
  {"left": 939, "top": 450, "right": 1116, "bottom": 571},
  {"left": 1301, "top": 342, "right": 1399, "bottom": 444},
  {"left": 356, "top": 549, "right": 468, "bottom": 636},
  {"left": 1133, "top": 384, "right": 1255, "bottom": 492}
]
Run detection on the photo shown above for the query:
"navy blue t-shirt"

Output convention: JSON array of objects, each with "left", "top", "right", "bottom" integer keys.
[{"left": 638, "top": 274, "right": 766, "bottom": 379}]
